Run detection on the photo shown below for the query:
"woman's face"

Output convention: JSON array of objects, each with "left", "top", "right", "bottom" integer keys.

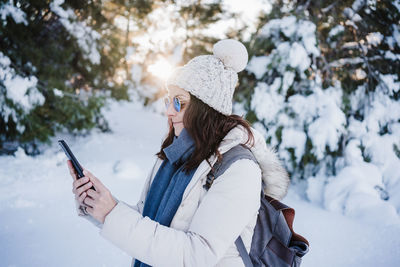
[{"left": 165, "top": 85, "right": 190, "bottom": 136}]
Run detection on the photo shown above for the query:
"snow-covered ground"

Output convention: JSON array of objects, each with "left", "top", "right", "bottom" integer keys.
[{"left": 1, "top": 99, "right": 399, "bottom": 267}]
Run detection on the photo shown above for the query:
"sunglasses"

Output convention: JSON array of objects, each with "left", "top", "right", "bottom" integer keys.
[{"left": 164, "top": 96, "right": 186, "bottom": 112}]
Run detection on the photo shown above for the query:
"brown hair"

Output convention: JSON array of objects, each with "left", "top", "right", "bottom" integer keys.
[{"left": 156, "top": 94, "right": 254, "bottom": 172}]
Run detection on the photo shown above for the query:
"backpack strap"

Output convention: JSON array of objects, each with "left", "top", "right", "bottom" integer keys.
[
  {"left": 235, "top": 237, "right": 253, "bottom": 267},
  {"left": 203, "top": 144, "right": 257, "bottom": 190}
]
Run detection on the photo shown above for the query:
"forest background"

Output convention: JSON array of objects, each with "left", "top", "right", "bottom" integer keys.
[{"left": 1, "top": 1, "right": 400, "bottom": 265}]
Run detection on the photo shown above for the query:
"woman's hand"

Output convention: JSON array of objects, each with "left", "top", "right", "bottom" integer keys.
[
  {"left": 81, "top": 169, "right": 117, "bottom": 224},
  {"left": 67, "top": 161, "right": 117, "bottom": 223},
  {"left": 68, "top": 160, "right": 92, "bottom": 209}
]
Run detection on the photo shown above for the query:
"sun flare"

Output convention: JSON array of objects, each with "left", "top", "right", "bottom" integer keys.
[{"left": 147, "top": 58, "right": 174, "bottom": 81}]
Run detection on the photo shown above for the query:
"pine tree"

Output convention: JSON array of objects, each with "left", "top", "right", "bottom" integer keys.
[
  {"left": 0, "top": 0, "right": 135, "bottom": 154},
  {"left": 239, "top": 0, "right": 400, "bottom": 218},
  {"left": 0, "top": 0, "right": 229, "bottom": 155}
]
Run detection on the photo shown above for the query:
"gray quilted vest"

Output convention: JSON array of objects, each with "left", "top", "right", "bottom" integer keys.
[{"left": 204, "top": 145, "right": 309, "bottom": 267}]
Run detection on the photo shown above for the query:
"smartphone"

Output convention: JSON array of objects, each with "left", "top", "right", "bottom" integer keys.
[
  {"left": 59, "top": 140, "right": 95, "bottom": 213},
  {"left": 58, "top": 139, "right": 85, "bottom": 178},
  {"left": 58, "top": 139, "right": 96, "bottom": 192}
]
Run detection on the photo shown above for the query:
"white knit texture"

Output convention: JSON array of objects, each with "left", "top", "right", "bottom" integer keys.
[
  {"left": 167, "top": 39, "right": 248, "bottom": 115},
  {"left": 213, "top": 39, "right": 248, "bottom": 72}
]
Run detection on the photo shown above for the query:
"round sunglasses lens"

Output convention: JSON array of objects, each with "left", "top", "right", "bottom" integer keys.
[{"left": 173, "top": 97, "right": 181, "bottom": 112}]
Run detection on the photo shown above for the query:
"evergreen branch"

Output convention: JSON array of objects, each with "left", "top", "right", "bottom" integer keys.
[
  {"left": 328, "top": 56, "right": 381, "bottom": 67},
  {"left": 321, "top": 2, "right": 338, "bottom": 13},
  {"left": 5, "top": 57, "right": 83, "bottom": 100}
]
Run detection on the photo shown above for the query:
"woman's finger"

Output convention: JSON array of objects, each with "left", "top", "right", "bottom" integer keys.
[
  {"left": 86, "top": 188, "right": 99, "bottom": 199},
  {"left": 72, "top": 177, "right": 89, "bottom": 193},
  {"left": 76, "top": 181, "right": 93, "bottom": 196},
  {"left": 83, "top": 169, "right": 104, "bottom": 192},
  {"left": 84, "top": 196, "right": 95, "bottom": 207},
  {"left": 77, "top": 193, "right": 93, "bottom": 208},
  {"left": 77, "top": 191, "right": 87, "bottom": 204},
  {"left": 72, "top": 176, "right": 88, "bottom": 191}
]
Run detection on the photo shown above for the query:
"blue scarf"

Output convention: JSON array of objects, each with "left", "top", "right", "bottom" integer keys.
[{"left": 134, "top": 129, "right": 197, "bottom": 267}]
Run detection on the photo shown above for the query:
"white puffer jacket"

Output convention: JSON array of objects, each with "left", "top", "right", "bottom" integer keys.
[{"left": 83, "top": 126, "right": 289, "bottom": 267}]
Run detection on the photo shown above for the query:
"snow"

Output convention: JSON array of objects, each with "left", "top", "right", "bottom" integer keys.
[
  {"left": 1, "top": 2, "right": 400, "bottom": 264},
  {"left": 261, "top": 16, "right": 297, "bottom": 38},
  {"left": 363, "top": 130, "right": 400, "bottom": 213},
  {"left": 282, "top": 71, "right": 295, "bottom": 95},
  {"left": 249, "top": 15, "right": 400, "bottom": 229},
  {"left": 367, "top": 0, "right": 377, "bottom": 10},
  {"left": 384, "top": 50, "right": 400, "bottom": 61},
  {"left": 392, "top": 24, "right": 400, "bottom": 47},
  {"left": 345, "top": 19, "right": 358, "bottom": 30},
  {"left": 280, "top": 128, "right": 307, "bottom": 164},
  {"left": 343, "top": 88, "right": 400, "bottom": 217},
  {"left": 365, "top": 91, "right": 400, "bottom": 133},
  {"left": 53, "top": 88, "right": 64, "bottom": 97},
  {"left": 0, "top": 52, "right": 44, "bottom": 133},
  {"left": 343, "top": 7, "right": 362, "bottom": 22},
  {"left": 0, "top": 1, "right": 28, "bottom": 25},
  {"left": 221, "top": 0, "right": 272, "bottom": 41},
  {"left": 50, "top": 0, "right": 101, "bottom": 65},
  {"left": 254, "top": 16, "right": 319, "bottom": 78},
  {"left": 275, "top": 42, "right": 291, "bottom": 70},
  {"left": 380, "top": 74, "right": 400, "bottom": 94},
  {"left": 3, "top": 75, "right": 42, "bottom": 112},
  {"left": 289, "top": 42, "right": 310, "bottom": 72},
  {"left": 250, "top": 80, "right": 284, "bottom": 123},
  {"left": 297, "top": 20, "right": 320, "bottom": 56},
  {"left": 306, "top": 174, "right": 326, "bottom": 205},
  {"left": 307, "top": 89, "right": 346, "bottom": 160},
  {"left": 328, "top": 25, "right": 345, "bottom": 38},
  {"left": 1, "top": 98, "right": 400, "bottom": 266},
  {"left": 394, "top": 0, "right": 400, "bottom": 12},
  {"left": 285, "top": 189, "right": 400, "bottom": 267},
  {"left": 130, "top": 64, "right": 143, "bottom": 84},
  {"left": 352, "top": 0, "right": 366, "bottom": 11},
  {"left": 366, "top": 32, "right": 384, "bottom": 46},
  {"left": 324, "top": 162, "right": 400, "bottom": 225},
  {"left": 0, "top": 52, "right": 43, "bottom": 113},
  {"left": 284, "top": 87, "right": 347, "bottom": 160},
  {"left": 0, "top": 99, "right": 167, "bottom": 266},
  {"left": 354, "top": 68, "right": 367, "bottom": 80},
  {"left": 246, "top": 56, "right": 269, "bottom": 79}
]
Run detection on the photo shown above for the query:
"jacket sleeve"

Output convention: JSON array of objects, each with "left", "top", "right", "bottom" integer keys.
[
  {"left": 100, "top": 159, "right": 262, "bottom": 267},
  {"left": 76, "top": 195, "right": 120, "bottom": 228}
]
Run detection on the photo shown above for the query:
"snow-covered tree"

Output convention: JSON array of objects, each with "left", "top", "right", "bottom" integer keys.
[
  {"left": 1, "top": 0, "right": 235, "bottom": 155},
  {"left": 238, "top": 0, "right": 400, "bottom": 222},
  {"left": 0, "top": 0, "right": 152, "bottom": 154},
  {"left": 0, "top": 0, "right": 236, "bottom": 154}
]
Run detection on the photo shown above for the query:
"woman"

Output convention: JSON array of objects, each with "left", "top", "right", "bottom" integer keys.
[{"left": 68, "top": 39, "right": 290, "bottom": 266}]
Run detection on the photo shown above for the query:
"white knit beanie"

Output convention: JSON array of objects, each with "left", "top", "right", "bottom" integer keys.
[{"left": 167, "top": 39, "right": 248, "bottom": 115}]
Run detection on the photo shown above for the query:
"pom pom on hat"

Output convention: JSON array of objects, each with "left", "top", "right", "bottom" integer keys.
[{"left": 213, "top": 39, "right": 248, "bottom": 73}]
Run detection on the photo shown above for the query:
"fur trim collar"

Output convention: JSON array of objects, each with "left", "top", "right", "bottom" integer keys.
[{"left": 218, "top": 126, "right": 290, "bottom": 200}]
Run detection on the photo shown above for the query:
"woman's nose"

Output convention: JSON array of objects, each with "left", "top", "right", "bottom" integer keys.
[{"left": 165, "top": 102, "right": 176, "bottom": 117}]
